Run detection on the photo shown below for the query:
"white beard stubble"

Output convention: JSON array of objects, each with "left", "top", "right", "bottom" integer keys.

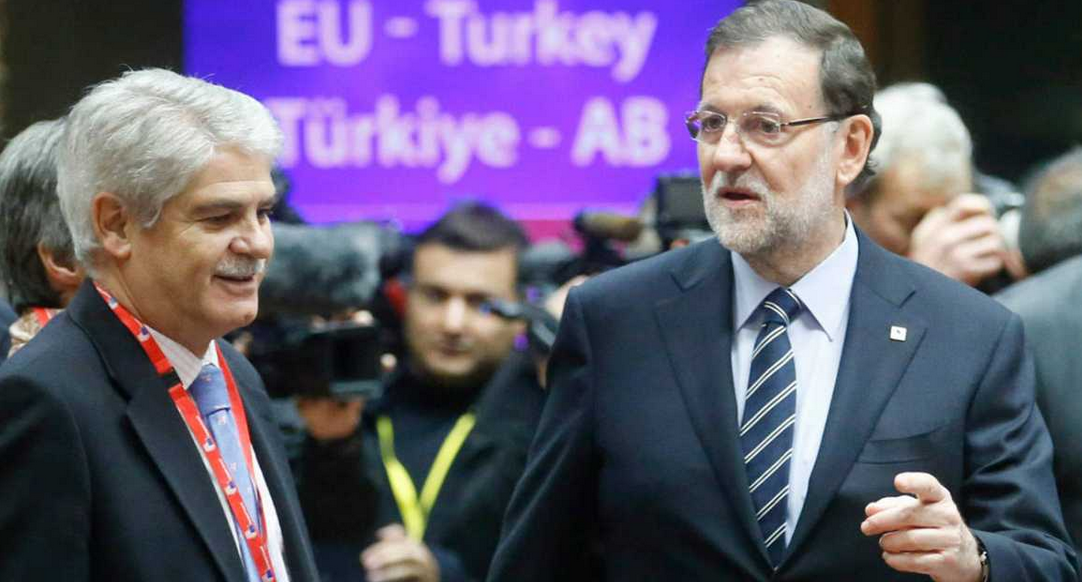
[{"left": 702, "top": 144, "right": 837, "bottom": 259}]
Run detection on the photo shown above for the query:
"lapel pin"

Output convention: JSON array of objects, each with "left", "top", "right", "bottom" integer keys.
[{"left": 889, "top": 325, "right": 907, "bottom": 342}]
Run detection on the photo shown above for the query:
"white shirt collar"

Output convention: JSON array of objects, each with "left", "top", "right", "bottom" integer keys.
[
  {"left": 146, "top": 327, "right": 219, "bottom": 389},
  {"left": 732, "top": 213, "right": 859, "bottom": 341}
]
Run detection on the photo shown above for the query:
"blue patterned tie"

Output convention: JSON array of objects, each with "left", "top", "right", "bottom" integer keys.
[
  {"left": 740, "top": 287, "right": 802, "bottom": 567},
  {"left": 190, "top": 363, "right": 262, "bottom": 582}
]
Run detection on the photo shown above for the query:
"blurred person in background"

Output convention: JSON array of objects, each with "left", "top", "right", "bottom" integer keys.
[
  {"left": 1015, "top": 147, "right": 1082, "bottom": 276},
  {"left": 0, "top": 118, "right": 84, "bottom": 363},
  {"left": 295, "top": 201, "right": 545, "bottom": 582},
  {"left": 847, "top": 82, "right": 1023, "bottom": 291},
  {"left": 997, "top": 146, "right": 1082, "bottom": 563},
  {"left": 0, "top": 68, "right": 319, "bottom": 582}
]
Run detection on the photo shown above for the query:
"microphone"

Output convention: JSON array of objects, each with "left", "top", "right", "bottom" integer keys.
[
  {"left": 259, "top": 221, "right": 406, "bottom": 317},
  {"left": 573, "top": 211, "right": 644, "bottom": 242}
]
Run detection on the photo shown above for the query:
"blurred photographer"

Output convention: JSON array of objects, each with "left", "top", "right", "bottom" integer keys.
[
  {"left": 847, "top": 83, "right": 1021, "bottom": 291},
  {"left": 294, "top": 202, "right": 545, "bottom": 582}
]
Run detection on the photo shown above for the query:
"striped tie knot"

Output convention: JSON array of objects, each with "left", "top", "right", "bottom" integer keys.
[{"left": 760, "top": 287, "right": 802, "bottom": 328}]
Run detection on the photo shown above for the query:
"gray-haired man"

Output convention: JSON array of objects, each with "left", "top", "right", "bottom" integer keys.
[{"left": 0, "top": 69, "right": 319, "bottom": 582}]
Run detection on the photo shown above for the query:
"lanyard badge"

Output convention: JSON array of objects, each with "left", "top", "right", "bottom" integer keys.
[
  {"left": 95, "top": 283, "right": 278, "bottom": 581},
  {"left": 377, "top": 413, "right": 476, "bottom": 540}
]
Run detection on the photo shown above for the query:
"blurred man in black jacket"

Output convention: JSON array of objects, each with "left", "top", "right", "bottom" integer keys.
[{"left": 296, "top": 202, "right": 544, "bottom": 582}]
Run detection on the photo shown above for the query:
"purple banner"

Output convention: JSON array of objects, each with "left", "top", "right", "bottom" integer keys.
[{"left": 185, "top": 0, "right": 738, "bottom": 230}]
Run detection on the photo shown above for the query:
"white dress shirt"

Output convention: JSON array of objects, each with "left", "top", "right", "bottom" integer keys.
[
  {"left": 149, "top": 328, "right": 292, "bottom": 581},
  {"left": 730, "top": 216, "right": 859, "bottom": 543}
]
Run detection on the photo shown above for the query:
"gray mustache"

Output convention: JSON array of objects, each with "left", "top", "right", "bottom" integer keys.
[
  {"left": 216, "top": 257, "right": 266, "bottom": 278},
  {"left": 711, "top": 171, "right": 769, "bottom": 197}
]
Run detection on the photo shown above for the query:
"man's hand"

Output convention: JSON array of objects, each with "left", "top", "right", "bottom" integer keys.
[
  {"left": 361, "top": 524, "right": 440, "bottom": 582},
  {"left": 908, "top": 193, "right": 1005, "bottom": 286},
  {"left": 295, "top": 397, "right": 364, "bottom": 441},
  {"left": 861, "top": 472, "right": 983, "bottom": 582}
]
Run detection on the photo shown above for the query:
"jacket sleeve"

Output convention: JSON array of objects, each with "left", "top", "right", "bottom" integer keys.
[
  {"left": 964, "top": 314, "right": 1079, "bottom": 580},
  {"left": 486, "top": 288, "right": 602, "bottom": 582},
  {"left": 0, "top": 372, "right": 92, "bottom": 581}
]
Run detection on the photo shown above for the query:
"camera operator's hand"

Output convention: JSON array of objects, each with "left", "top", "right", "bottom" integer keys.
[
  {"left": 908, "top": 193, "right": 1005, "bottom": 287},
  {"left": 296, "top": 397, "right": 364, "bottom": 442},
  {"left": 361, "top": 524, "right": 440, "bottom": 582}
]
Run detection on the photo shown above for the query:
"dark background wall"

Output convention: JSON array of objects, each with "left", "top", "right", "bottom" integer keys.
[
  {"left": 830, "top": 0, "right": 1082, "bottom": 184},
  {"left": 1, "top": 0, "right": 182, "bottom": 140},
  {"left": 924, "top": 0, "right": 1082, "bottom": 183},
  {"left": 1, "top": 0, "right": 1078, "bottom": 185}
]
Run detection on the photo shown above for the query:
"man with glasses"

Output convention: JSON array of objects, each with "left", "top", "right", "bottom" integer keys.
[{"left": 487, "top": 2, "right": 1075, "bottom": 581}]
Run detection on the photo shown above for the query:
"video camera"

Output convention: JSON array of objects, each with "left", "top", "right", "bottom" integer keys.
[
  {"left": 493, "top": 172, "right": 712, "bottom": 356},
  {"left": 653, "top": 172, "right": 712, "bottom": 248},
  {"left": 239, "top": 220, "right": 410, "bottom": 400},
  {"left": 246, "top": 317, "right": 385, "bottom": 400}
]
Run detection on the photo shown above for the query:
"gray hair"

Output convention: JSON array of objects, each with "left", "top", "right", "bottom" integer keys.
[
  {"left": 855, "top": 83, "right": 973, "bottom": 201},
  {"left": 704, "top": 0, "right": 881, "bottom": 190},
  {"left": 57, "top": 68, "right": 283, "bottom": 268},
  {"left": 1018, "top": 147, "right": 1082, "bottom": 274},
  {"left": 0, "top": 119, "right": 70, "bottom": 312}
]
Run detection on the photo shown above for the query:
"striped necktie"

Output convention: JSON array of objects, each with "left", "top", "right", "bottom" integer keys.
[{"left": 740, "top": 287, "right": 802, "bottom": 567}]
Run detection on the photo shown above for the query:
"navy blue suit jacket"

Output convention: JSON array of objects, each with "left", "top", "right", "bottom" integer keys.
[
  {"left": 0, "top": 298, "right": 15, "bottom": 365},
  {"left": 488, "top": 232, "right": 1076, "bottom": 581},
  {"left": 0, "top": 281, "right": 320, "bottom": 582}
]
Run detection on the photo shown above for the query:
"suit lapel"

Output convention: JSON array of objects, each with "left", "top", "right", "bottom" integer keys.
[
  {"left": 784, "top": 233, "right": 926, "bottom": 559},
  {"left": 68, "top": 281, "right": 247, "bottom": 582},
  {"left": 236, "top": 366, "right": 317, "bottom": 582},
  {"left": 654, "top": 242, "right": 769, "bottom": 562},
  {"left": 245, "top": 397, "right": 306, "bottom": 581}
]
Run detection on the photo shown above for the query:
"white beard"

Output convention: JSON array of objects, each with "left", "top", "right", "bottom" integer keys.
[{"left": 702, "top": 144, "right": 838, "bottom": 259}]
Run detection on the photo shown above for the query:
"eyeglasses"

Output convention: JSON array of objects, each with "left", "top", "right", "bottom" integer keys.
[{"left": 684, "top": 110, "right": 852, "bottom": 147}]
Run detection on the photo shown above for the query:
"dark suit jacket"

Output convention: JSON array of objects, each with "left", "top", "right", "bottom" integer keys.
[
  {"left": 0, "top": 298, "right": 15, "bottom": 365},
  {"left": 998, "top": 254, "right": 1082, "bottom": 561},
  {"left": 0, "top": 280, "right": 320, "bottom": 582},
  {"left": 488, "top": 231, "right": 1076, "bottom": 581}
]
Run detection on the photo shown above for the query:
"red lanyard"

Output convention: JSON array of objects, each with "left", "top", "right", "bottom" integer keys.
[
  {"left": 30, "top": 306, "right": 59, "bottom": 327},
  {"left": 95, "top": 284, "right": 278, "bottom": 581}
]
